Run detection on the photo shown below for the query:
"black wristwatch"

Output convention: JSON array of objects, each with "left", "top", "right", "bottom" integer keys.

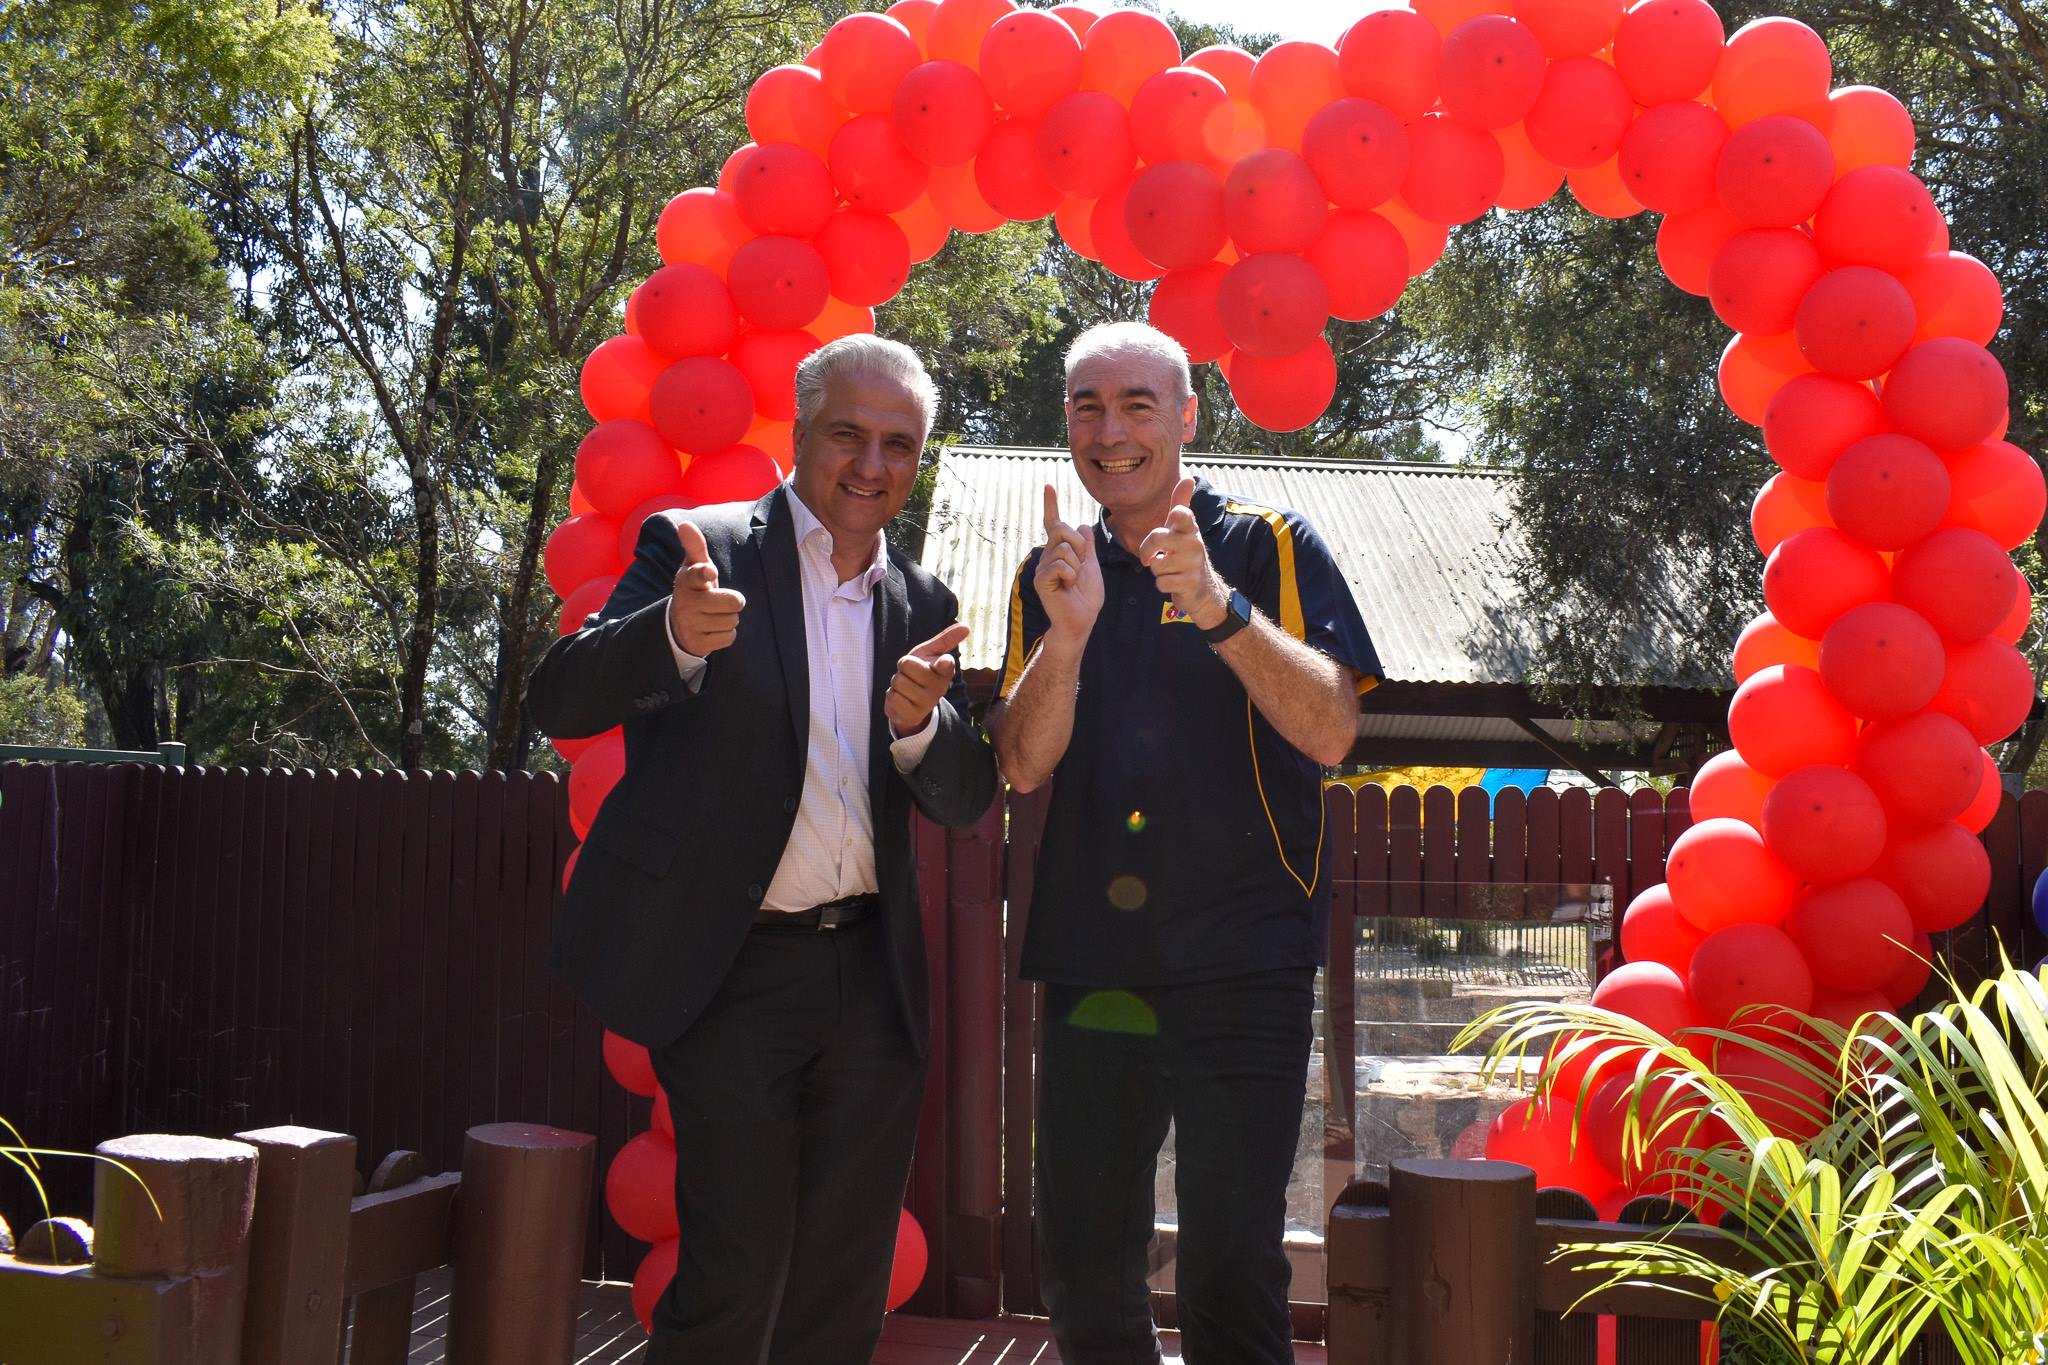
[{"left": 1202, "top": 589, "right": 1254, "bottom": 644}]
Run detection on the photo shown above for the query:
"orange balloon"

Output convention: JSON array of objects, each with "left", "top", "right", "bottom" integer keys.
[
  {"left": 815, "top": 13, "right": 921, "bottom": 115},
  {"left": 1732, "top": 609, "right": 1819, "bottom": 682},
  {"left": 1055, "top": 193, "right": 1102, "bottom": 260},
  {"left": 1380, "top": 199, "right": 1450, "bottom": 276},
  {"left": 1248, "top": 40, "right": 1345, "bottom": 151},
  {"left": 1711, "top": 17, "right": 1831, "bottom": 128},
  {"left": 1414, "top": 0, "right": 1509, "bottom": 38},
  {"left": 890, "top": 195, "right": 952, "bottom": 264},
  {"left": 1688, "top": 749, "right": 1774, "bottom": 828},
  {"left": 928, "top": 160, "right": 1005, "bottom": 233},
  {"left": 1337, "top": 10, "right": 1440, "bottom": 121},
  {"left": 746, "top": 65, "right": 849, "bottom": 156},
  {"left": 1655, "top": 201, "right": 1745, "bottom": 297},
  {"left": 1079, "top": 8, "right": 1181, "bottom": 105},
  {"left": 1565, "top": 155, "right": 1641, "bottom": 219},
  {"left": 926, "top": 0, "right": 1015, "bottom": 69},
  {"left": 888, "top": 0, "right": 938, "bottom": 50},
  {"left": 1493, "top": 122, "right": 1565, "bottom": 211},
  {"left": 1514, "top": 0, "right": 1624, "bottom": 58},
  {"left": 810, "top": 293, "right": 877, "bottom": 342},
  {"left": 655, "top": 188, "right": 747, "bottom": 274},
  {"left": 1185, "top": 43, "right": 1255, "bottom": 97},
  {"left": 1826, "top": 85, "right": 1914, "bottom": 173}
]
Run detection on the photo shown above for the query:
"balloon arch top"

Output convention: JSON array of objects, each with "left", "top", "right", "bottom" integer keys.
[{"left": 554, "top": 0, "right": 2043, "bottom": 1266}]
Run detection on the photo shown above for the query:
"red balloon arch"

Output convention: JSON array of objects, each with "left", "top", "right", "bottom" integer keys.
[{"left": 556, "top": 0, "right": 2041, "bottom": 1299}]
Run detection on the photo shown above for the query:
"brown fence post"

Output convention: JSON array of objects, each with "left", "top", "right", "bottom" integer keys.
[
  {"left": 1389, "top": 1158, "right": 1535, "bottom": 1365},
  {"left": 93, "top": 1134, "right": 259, "bottom": 1364},
  {"left": 237, "top": 1126, "right": 356, "bottom": 1365},
  {"left": 1326, "top": 1178, "right": 1391, "bottom": 1364},
  {"left": 445, "top": 1123, "right": 595, "bottom": 1365}
]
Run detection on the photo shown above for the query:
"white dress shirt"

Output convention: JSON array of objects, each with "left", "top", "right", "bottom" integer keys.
[{"left": 666, "top": 486, "right": 939, "bottom": 912}]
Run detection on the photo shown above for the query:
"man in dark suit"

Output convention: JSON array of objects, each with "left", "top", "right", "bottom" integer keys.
[{"left": 527, "top": 335, "right": 998, "bottom": 1363}]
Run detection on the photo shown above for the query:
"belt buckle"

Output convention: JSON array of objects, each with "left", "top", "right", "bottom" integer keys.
[{"left": 815, "top": 897, "right": 846, "bottom": 932}]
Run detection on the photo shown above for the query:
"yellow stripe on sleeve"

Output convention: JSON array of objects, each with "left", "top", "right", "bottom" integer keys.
[
  {"left": 1224, "top": 500, "right": 1304, "bottom": 640},
  {"left": 996, "top": 559, "right": 1031, "bottom": 700}
]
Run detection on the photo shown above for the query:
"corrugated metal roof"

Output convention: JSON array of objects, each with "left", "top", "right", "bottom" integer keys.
[{"left": 920, "top": 447, "right": 1704, "bottom": 687}]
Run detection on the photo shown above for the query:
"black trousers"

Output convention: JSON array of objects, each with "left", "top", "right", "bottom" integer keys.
[
  {"left": 646, "top": 918, "right": 924, "bottom": 1365},
  {"left": 1035, "top": 967, "right": 1315, "bottom": 1365}
]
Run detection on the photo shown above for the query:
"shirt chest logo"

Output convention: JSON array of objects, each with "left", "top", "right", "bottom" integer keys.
[{"left": 1160, "top": 601, "right": 1195, "bottom": 625}]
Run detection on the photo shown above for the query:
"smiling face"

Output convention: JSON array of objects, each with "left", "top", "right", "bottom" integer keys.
[
  {"left": 790, "top": 369, "right": 926, "bottom": 553},
  {"left": 1065, "top": 346, "right": 1200, "bottom": 528}
]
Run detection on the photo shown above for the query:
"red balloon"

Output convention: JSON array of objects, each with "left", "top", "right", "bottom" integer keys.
[
  {"left": 1148, "top": 263, "right": 1231, "bottom": 363},
  {"left": 1733, "top": 610, "right": 1818, "bottom": 683},
  {"left": 1657, "top": 200, "right": 1746, "bottom": 297},
  {"left": 1883, "top": 338, "right": 2009, "bottom": 452},
  {"left": 1856, "top": 712, "right": 1983, "bottom": 827},
  {"left": 1249, "top": 40, "right": 1346, "bottom": 152},
  {"left": 1338, "top": 11, "right": 1441, "bottom": 122},
  {"left": 606, "top": 1131, "right": 679, "bottom": 1243},
  {"left": 1808, "top": 989, "right": 1892, "bottom": 1031},
  {"left": 1612, "top": 0, "right": 1723, "bottom": 105},
  {"left": 650, "top": 1082, "right": 673, "bottom": 1138},
  {"left": 617, "top": 496, "right": 695, "bottom": 564},
  {"left": 747, "top": 65, "right": 846, "bottom": 157},
  {"left": 980, "top": 10, "right": 1081, "bottom": 119},
  {"left": 817, "top": 210, "right": 911, "bottom": 307},
  {"left": 1813, "top": 165, "right": 1942, "bottom": 273},
  {"left": 569, "top": 730, "right": 627, "bottom": 832},
  {"left": 1762, "top": 374, "right": 1886, "bottom": 481},
  {"left": 888, "top": 1208, "right": 928, "bottom": 1310},
  {"left": 1997, "top": 571, "right": 2034, "bottom": 645},
  {"left": 816, "top": 13, "right": 920, "bottom": 115},
  {"left": 1931, "top": 636, "right": 2036, "bottom": 744},
  {"left": 1827, "top": 85, "right": 1915, "bottom": 173},
  {"left": 1711, "top": 17, "right": 1830, "bottom": 129},
  {"left": 1401, "top": 113, "right": 1506, "bottom": 224},
  {"left": 1307, "top": 210, "right": 1407, "bottom": 322},
  {"left": 1893, "top": 527, "right": 2018, "bottom": 642},
  {"left": 603, "top": 1028, "right": 658, "bottom": 1096},
  {"left": 1795, "top": 267, "right": 1916, "bottom": 380},
  {"left": 1902, "top": 251, "right": 2002, "bottom": 346},
  {"left": 1130, "top": 67, "right": 1231, "bottom": 166},
  {"left": 1948, "top": 752, "right": 2000, "bottom": 841},
  {"left": 1612, "top": 104, "right": 1721, "bottom": 219},
  {"left": 1751, "top": 473, "right": 1831, "bottom": 556},
  {"left": 635, "top": 264, "right": 739, "bottom": 360},
  {"left": 1227, "top": 338, "right": 1337, "bottom": 433},
  {"left": 1880, "top": 929, "right": 1935, "bottom": 1006},
  {"left": 830, "top": 114, "right": 929, "bottom": 214},
  {"left": 1218, "top": 253, "right": 1328, "bottom": 358},
  {"left": 680, "top": 445, "right": 782, "bottom": 506},
  {"left": 1819, "top": 602, "right": 1946, "bottom": 721},
  {"left": 1944, "top": 440, "right": 2045, "bottom": 551},
  {"left": 1689, "top": 923, "right": 1814, "bottom": 1026},
  {"left": 1438, "top": 16, "right": 1546, "bottom": 129},
  {"left": 1079, "top": 8, "right": 1181, "bottom": 106},
  {"left": 1760, "top": 763, "right": 1887, "bottom": 882},
  {"left": 1088, "top": 184, "right": 1163, "bottom": 282},
  {"left": 581, "top": 334, "right": 669, "bottom": 425},
  {"left": 925, "top": 0, "right": 1014, "bottom": 68},
  {"left": 893, "top": 61, "right": 995, "bottom": 166},
  {"left": 1123, "top": 162, "right": 1225, "bottom": 270},
  {"left": 1666, "top": 817, "right": 1800, "bottom": 931},
  {"left": 1727, "top": 665, "right": 1858, "bottom": 777},
  {"left": 1824, "top": 434, "right": 1949, "bottom": 551},
  {"left": 656, "top": 188, "right": 748, "bottom": 273},
  {"left": 930, "top": 160, "right": 1006, "bottom": 232},
  {"left": 650, "top": 357, "right": 755, "bottom": 456},
  {"left": 731, "top": 330, "right": 822, "bottom": 422},
  {"left": 1584, "top": 1074, "right": 1638, "bottom": 1180},
  {"left": 1036, "top": 91, "right": 1135, "bottom": 200},
  {"left": 1302, "top": 98, "right": 1409, "bottom": 209},
  {"left": 1485, "top": 1096, "right": 1623, "bottom": 1196},
  {"left": 1709, "top": 228, "right": 1824, "bottom": 338},
  {"left": 1518, "top": 57, "right": 1632, "bottom": 172},
  {"left": 1621, "top": 883, "right": 1706, "bottom": 974},
  {"left": 545, "top": 513, "right": 624, "bottom": 598},
  {"left": 1880, "top": 823, "right": 1989, "bottom": 933},
  {"left": 1223, "top": 149, "right": 1328, "bottom": 254},
  {"left": 728, "top": 236, "right": 829, "bottom": 331},
  {"left": 1714, "top": 1033, "right": 1831, "bottom": 1142},
  {"left": 1688, "top": 750, "right": 1773, "bottom": 829},
  {"left": 719, "top": 142, "right": 755, "bottom": 194},
  {"left": 576, "top": 420, "right": 684, "bottom": 519},
  {"left": 975, "top": 116, "right": 1060, "bottom": 220},
  {"left": 1716, "top": 115, "right": 1833, "bottom": 227},
  {"left": 1592, "top": 959, "right": 1704, "bottom": 1037},
  {"left": 1762, "top": 526, "right": 1888, "bottom": 639},
  {"left": 630, "top": 1238, "right": 679, "bottom": 1333},
  {"left": 731, "top": 143, "right": 836, "bottom": 238}
]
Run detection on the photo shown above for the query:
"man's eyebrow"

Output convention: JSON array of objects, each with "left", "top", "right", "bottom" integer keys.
[{"left": 1069, "top": 385, "right": 1159, "bottom": 402}]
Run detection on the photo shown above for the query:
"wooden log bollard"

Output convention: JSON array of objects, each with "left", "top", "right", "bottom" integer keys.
[
  {"left": 1389, "top": 1158, "right": 1536, "bottom": 1365},
  {"left": 235, "top": 1126, "right": 357, "bottom": 1365},
  {"left": 446, "top": 1123, "right": 596, "bottom": 1365},
  {"left": 93, "top": 1134, "right": 259, "bottom": 1364}
]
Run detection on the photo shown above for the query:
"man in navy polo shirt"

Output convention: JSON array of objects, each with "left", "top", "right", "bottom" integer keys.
[{"left": 987, "top": 321, "right": 1381, "bottom": 1363}]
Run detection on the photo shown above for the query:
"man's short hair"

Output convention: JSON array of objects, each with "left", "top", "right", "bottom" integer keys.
[
  {"left": 1063, "top": 322, "right": 1194, "bottom": 405},
  {"left": 794, "top": 335, "right": 940, "bottom": 441}
]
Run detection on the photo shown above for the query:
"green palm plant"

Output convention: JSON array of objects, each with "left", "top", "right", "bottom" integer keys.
[
  {"left": 3, "top": 1115, "right": 157, "bottom": 1253},
  {"left": 1453, "top": 959, "right": 2048, "bottom": 1365}
]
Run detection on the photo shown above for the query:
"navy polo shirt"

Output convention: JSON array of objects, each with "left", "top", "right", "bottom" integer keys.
[{"left": 995, "top": 477, "right": 1382, "bottom": 987}]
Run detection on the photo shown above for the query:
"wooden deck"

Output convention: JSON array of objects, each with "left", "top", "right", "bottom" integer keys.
[{"left": 395, "top": 1270, "right": 1329, "bottom": 1363}]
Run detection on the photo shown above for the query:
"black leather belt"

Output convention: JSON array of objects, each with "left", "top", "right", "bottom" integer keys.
[{"left": 753, "top": 893, "right": 879, "bottom": 931}]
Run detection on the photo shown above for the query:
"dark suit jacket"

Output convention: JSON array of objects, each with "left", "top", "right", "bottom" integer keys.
[{"left": 526, "top": 486, "right": 999, "bottom": 1053}]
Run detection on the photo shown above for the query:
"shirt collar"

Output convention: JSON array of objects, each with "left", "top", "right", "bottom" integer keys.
[
  {"left": 785, "top": 480, "right": 889, "bottom": 591},
  {"left": 1096, "top": 476, "right": 1225, "bottom": 565}
]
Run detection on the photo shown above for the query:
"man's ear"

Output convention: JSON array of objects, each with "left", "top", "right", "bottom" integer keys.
[{"left": 1180, "top": 390, "right": 1199, "bottom": 443}]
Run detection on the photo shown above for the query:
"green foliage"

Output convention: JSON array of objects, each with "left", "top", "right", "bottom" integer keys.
[
  {"left": 0, "top": 672, "right": 88, "bottom": 746},
  {"left": 1461, "top": 961, "right": 2048, "bottom": 1364}
]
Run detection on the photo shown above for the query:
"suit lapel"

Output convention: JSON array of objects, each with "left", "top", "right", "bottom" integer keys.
[
  {"left": 751, "top": 487, "right": 809, "bottom": 760},
  {"left": 869, "top": 553, "right": 910, "bottom": 811}
]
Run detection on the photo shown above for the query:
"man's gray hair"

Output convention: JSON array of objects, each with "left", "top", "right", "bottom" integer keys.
[
  {"left": 1063, "top": 321, "right": 1193, "bottom": 404},
  {"left": 794, "top": 334, "right": 940, "bottom": 440}
]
